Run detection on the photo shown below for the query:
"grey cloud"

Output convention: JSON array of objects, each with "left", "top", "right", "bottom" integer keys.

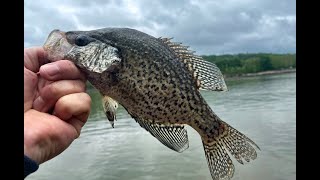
[{"left": 24, "top": 0, "right": 295, "bottom": 55}]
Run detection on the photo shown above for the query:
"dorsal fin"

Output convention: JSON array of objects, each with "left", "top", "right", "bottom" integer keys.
[{"left": 159, "top": 37, "right": 228, "bottom": 91}]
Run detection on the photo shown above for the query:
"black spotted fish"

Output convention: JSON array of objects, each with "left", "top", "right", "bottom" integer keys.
[{"left": 43, "top": 28, "right": 260, "bottom": 180}]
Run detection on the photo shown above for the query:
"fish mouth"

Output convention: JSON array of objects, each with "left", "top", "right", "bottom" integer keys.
[{"left": 43, "top": 29, "right": 73, "bottom": 62}]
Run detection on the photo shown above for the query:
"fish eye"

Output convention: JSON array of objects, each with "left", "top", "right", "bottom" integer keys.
[{"left": 75, "top": 35, "right": 90, "bottom": 46}]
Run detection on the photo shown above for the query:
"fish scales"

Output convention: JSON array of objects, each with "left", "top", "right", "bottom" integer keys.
[
  {"left": 86, "top": 29, "right": 202, "bottom": 124},
  {"left": 43, "top": 28, "right": 260, "bottom": 180}
]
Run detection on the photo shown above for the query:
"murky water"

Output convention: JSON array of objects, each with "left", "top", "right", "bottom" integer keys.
[{"left": 28, "top": 72, "right": 296, "bottom": 180}]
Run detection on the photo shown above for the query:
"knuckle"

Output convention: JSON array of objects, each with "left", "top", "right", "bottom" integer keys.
[
  {"left": 56, "top": 97, "right": 73, "bottom": 114},
  {"left": 82, "top": 93, "right": 92, "bottom": 107},
  {"left": 60, "top": 60, "right": 78, "bottom": 73},
  {"left": 42, "top": 83, "right": 59, "bottom": 99},
  {"left": 78, "top": 93, "right": 92, "bottom": 114},
  {"left": 71, "top": 80, "right": 85, "bottom": 92},
  {"left": 59, "top": 60, "right": 74, "bottom": 67}
]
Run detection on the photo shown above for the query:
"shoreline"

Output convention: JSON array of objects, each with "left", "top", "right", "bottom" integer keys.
[
  {"left": 86, "top": 69, "right": 296, "bottom": 89},
  {"left": 225, "top": 68, "right": 296, "bottom": 80}
]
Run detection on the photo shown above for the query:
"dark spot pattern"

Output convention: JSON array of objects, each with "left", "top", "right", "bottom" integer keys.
[{"left": 63, "top": 28, "right": 259, "bottom": 180}]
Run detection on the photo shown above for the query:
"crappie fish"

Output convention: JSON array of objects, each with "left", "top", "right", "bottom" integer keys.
[{"left": 43, "top": 28, "right": 260, "bottom": 180}]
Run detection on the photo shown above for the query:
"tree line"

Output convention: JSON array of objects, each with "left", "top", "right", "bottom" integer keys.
[{"left": 202, "top": 53, "right": 296, "bottom": 76}]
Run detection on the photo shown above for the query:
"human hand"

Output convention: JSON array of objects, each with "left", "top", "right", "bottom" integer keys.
[{"left": 24, "top": 47, "right": 91, "bottom": 164}]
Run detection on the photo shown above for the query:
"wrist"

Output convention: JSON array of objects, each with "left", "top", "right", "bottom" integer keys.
[
  {"left": 24, "top": 155, "right": 39, "bottom": 178},
  {"left": 24, "top": 109, "right": 51, "bottom": 164},
  {"left": 24, "top": 143, "right": 43, "bottom": 164}
]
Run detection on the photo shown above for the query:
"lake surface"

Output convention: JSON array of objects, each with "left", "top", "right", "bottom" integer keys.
[{"left": 27, "top": 72, "right": 296, "bottom": 180}]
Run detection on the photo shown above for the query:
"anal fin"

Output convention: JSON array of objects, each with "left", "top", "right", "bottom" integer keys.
[{"left": 135, "top": 118, "right": 189, "bottom": 153}]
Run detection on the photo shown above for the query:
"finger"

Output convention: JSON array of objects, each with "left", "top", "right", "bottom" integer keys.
[
  {"left": 24, "top": 67, "right": 39, "bottom": 112},
  {"left": 53, "top": 93, "right": 92, "bottom": 136},
  {"left": 24, "top": 109, "right": 87, "bottom": 164},
  {"left": 33, "top": 80, "right": 86, "bottom": 112},
  {"left": 37, "top": 77, "right": 53, "bottom": 92},
  {"left": 24, "top": 47, "right": 49, "bottom": 73},
  {"left": 39, "top": 60, "right": 86, "bottom": 81}
]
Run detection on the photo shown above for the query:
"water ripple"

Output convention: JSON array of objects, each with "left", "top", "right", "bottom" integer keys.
[{"left": 28, "top": 72, "right": 296, "bottom": 180}]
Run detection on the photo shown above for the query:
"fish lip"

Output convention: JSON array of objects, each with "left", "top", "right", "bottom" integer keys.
[
  {"left": 43, "top": 29, "right": 64, "bottom": 50},
  {"left": 43, "top": 29, "right": 73, "bottom": 62}
]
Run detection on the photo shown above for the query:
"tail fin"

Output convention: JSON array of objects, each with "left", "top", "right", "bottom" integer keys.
[{"left": 202, "top": 122, "right": 260, "bottom": 180}]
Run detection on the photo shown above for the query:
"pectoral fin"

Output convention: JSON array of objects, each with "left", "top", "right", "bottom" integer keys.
[{"left": 102, "top": 96, "right": 118, "bottom": 128}]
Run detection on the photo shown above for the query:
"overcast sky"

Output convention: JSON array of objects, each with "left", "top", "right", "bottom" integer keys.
[{"left": 24, "top": 0, "right": 295, "bottom": 55}]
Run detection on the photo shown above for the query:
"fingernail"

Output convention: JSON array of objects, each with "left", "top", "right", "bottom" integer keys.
[
  {"left": 42, "top": 64, "right": 60, "bottom": 76},
  {"left": 33, "top": 96, "right": 45, "bottom": 111}
]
